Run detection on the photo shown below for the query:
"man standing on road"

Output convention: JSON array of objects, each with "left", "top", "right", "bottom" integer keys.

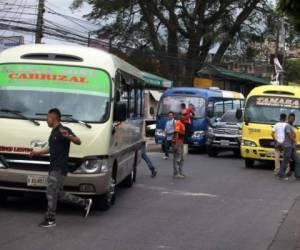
[
  {"left": 163, "top": 111, "right": 175, "bottom": 160},
  {"left": 30, "top": 108, "right": 93, "bottom": 227},
  {"left": 173, "top": 115, "right": 186, "bottom": 179},
  {"left": 272, "top": 113, "right": 291, "bottom": 176},
  {"left": 279, "top": 113, "right": 300, "bottom": 180}
]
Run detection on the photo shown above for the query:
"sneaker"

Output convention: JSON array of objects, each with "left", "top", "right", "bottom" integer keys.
[
  {"left": 163, "top": 156, "right": 169, "bottom": 160},
  {"left": 151, "top": 169, "right": 158, "bottom": 178},
  {"left": 278, "top": 176, "right": 289, "bottom": 181},
  {"left": 39, "top": 219, "right": 56, "bottom": 228},
  {"left": 286, "top": 171, "right": 293, "bottom": 177},
  {"left": 173, "top": 174, "right": 180, "bottom": 179},
  {"left": 178, "top": 174, "right": 186, "bottom": 179},
  {"left": 83, "top": 199, "right": 93, "bottom": 218}
]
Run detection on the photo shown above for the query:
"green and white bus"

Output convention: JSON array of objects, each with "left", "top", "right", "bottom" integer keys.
[{"left": 0, "top": 44, "right": 145, "bottom": 210}]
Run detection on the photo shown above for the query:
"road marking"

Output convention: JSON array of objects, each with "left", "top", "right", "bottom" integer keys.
[
  {"left": 135, "top": 184, "right": 218, "bottom": 198},
  {"left": 161, "top": 191, "right": 218, "bottom": 198}
]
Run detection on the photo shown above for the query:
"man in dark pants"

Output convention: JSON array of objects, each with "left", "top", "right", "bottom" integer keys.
[
  {"left": 31, "top": 108, "right": 92, "bottom": 227},
  {"left": 141, "top": 142, "right": 158, "bottom": 178},
  {"left": 279, "top": 113, "right": 300, "bottom": 180}
]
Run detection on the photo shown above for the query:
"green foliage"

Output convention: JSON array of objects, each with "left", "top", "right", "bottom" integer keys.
[
  {"left": 278, "top": 0, "right": 300, "bottom": 32},
  {"left": 286, "top": 59, "right": 300, "bottom": 84},
  {"left": 72, "top": 0, "right": 272, "bottom": 83}
]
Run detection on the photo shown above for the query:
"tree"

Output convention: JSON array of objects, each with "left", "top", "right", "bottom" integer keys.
[
  {"left": 72, "top": 0, "right": 270, "bottom": 85},
  {"left": 285, "top": 59, "right": 300, "bottom": 84},
  {"left": 278, "top": 0, "right": 300, "bottom": 32}
]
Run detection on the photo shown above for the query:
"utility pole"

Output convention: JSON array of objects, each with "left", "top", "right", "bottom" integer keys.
[{"left": 35, "top": 0, "right": 45, "bottom": 44}]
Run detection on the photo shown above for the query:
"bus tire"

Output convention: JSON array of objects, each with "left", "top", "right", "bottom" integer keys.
[
  {"left": 245, "top": 159, "right": 254, "bottom": 168},
  {"left": 94, "top": 177, "right": 116, "bottom": 211},
  {"left": 234, "top": 150, "right": 241, "bottom": 158},
  {"left": 122, "top": 169, "right": 135, "bottom": 188},
  {"left": 0, "top": 192, "right": 7, "bottom": 205},
  {"left": 207, "top": 146, "right": 218, "bottom": 157}
]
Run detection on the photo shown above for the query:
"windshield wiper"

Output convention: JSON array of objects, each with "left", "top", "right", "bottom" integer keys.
[
  {"left": 35, "top": 113, "right": 92, "bottom": 129},
  {"left": 62, "top": 115, "right": 92, "bottom": 129},
  {"left": 0, "top": 109, "right": 40, "bottom": 126}
]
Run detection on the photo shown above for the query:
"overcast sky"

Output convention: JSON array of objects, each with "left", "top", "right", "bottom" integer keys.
[
  {"left": 1, "top": 0, "right": 97, "bottom": 45},
  {"left": 1, "top": 0, "right": 277, "bottom": 48}
]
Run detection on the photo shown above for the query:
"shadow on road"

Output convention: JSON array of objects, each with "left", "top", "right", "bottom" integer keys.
[{"left": 0, "top": 186, "right": 130, "bottom": 216}]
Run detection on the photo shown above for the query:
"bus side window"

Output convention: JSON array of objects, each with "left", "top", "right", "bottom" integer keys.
[
  {"left": 119, "top": 78, "right": 130, "bottom": 118},
  {"left": 129, "top": 86, "right": 136, "bottom": 118},
  {"left": 224, "top": 100, "right": 233, "bottom": 112},
  {"left": 233, "top": 100, "right": 242, "bottom": 109},
  {"left": 140, "top": 89, "right": 145, "bottom": 117}
]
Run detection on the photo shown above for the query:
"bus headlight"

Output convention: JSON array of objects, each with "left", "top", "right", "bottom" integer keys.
[
  {"left": 207, "top": 127, "right": 214, "bottom": 135},
  {"left": 241, "top": 140, "right": 257, "bottom": 147},
  {"left": 75, "top": 159, "right": 109, "bottom": 174},
  {"left": 155, "top": 129, "right": 165, "bottom": 137},
  {"left": 192, "top": 131, "right": 205, "bottom": 138}
]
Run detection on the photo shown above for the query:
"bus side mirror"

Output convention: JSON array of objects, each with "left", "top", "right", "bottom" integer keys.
[
  {"left": 149, "top": 107, "right": 155, "bottom": 116},
  {"left": 114, "top": 102, "right": 127, "bottom": 122},
  {"left": 207, "top": 108, "right": 214, "bottom": 118},
  {"left": 236, "top": 108, "right": 243, "bottom": 120}
]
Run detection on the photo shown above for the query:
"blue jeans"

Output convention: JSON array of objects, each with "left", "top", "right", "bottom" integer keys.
[
  {"left": 279, "top": 147, "right": 300, "bottom": 178},
  {"left": 141, "top": 144, "right": 155, "bottom": 172},
  {"left": 164, "top": 140, "right": 172, "bottom": 157}
]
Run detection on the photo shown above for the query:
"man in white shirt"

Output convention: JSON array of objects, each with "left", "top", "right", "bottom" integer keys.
[{"left": 272, "top": 113, "right": 290, "bottom": 175}]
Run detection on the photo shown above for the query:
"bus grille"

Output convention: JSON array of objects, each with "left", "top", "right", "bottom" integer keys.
[
  {"left": 259, "top": 139, "right": 276, "bottom": 148},
  {"left": 0, "top": 153, "right": 81, "bottom": 172}
]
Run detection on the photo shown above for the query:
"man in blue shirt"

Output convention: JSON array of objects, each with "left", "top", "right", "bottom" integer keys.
[{"left": 163, "top": 111, "right": 175, "bottom": 159}]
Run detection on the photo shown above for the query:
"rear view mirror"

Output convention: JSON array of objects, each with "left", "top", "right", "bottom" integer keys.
[
  {"left": 150, "top": 107, "right": 155, "bottom": 116},
  {"left": 114, "top": 102, "right": 127, "bottom": 122},
  {"left": 236, "top": 109, "right": 243, "bottom": 120},
  {"left": 207, "top": 108, "right": 214, "bottom": 118}
]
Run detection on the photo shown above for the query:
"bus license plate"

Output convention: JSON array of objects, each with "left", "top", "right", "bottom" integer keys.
[
  {"left": 220, "top": 140, "right": 230, "bottom": 146},
  {"left": 27, "top": 175, "right": 47, "bottom": 187}
]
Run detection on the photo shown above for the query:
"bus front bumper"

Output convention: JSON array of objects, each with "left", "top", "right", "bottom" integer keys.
[
  {"left": 0, "top": 168, "right": 110, "bottom": 196},
  {"left": 187, "top": 136, "right": 206, "bottom": 147},
  {"left": 241, "top": 146, "right": 277, "bottom": 161}
]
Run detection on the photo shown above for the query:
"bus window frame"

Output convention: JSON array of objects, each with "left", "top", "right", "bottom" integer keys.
[{"left": 0, "top": 62, "right": 113, "bottom": 124}]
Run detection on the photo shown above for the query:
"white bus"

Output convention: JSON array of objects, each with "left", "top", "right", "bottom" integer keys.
[{"left": 0, "top": 44, "right": 145, "bottom": 210}]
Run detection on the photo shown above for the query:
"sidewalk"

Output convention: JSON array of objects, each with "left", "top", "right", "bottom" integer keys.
[{"left": 268, "top": 196, "right": 300, "bottom": 250}]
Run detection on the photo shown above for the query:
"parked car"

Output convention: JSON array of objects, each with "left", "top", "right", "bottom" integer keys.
[{"left": 206, "top": 109, "right": 242, "bottom": 157}]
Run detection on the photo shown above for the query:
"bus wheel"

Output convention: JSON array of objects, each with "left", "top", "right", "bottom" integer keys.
[
  {"left": 207, "top": 146, "right": 218, "bottom": 157},
  {"left": 0, "top": 192, "right": 7, "bottom": 205},
  {"left": 94, "top": 178, "right": 116, "bottom": 211},
  {"left": 245, "top": 159, "right": 254, "bottom": 168},
  {"left": 234, "top": 150, "right": 241, "bottom": 158},
  {"left": 122, "top": 169, "right": 135, "bottom": 188}
]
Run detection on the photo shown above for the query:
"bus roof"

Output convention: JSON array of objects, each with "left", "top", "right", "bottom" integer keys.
[
  {"left": 248, "top": 85, "right": 300, "bottom": 98},
  {"left": 163, "top": 87, "right": 244, "bottom": 99},
  {"left": 0, "top": 44, "right": 143, "bottom": 80}
]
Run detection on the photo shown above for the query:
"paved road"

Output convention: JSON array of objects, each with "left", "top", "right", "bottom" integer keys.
[{"left": 1, "top": 152, "right": 300, "bottom": 250}]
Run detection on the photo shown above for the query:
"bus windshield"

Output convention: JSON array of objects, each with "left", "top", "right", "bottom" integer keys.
[
  {"left": 0, "top": 64, "right": 111, "bottom": 123},
  {"left": 245, "top": 96, "right": 300, "bottom": 126},
  {"left": 158, "top": 96, "right": 205, "bottom": 118}
]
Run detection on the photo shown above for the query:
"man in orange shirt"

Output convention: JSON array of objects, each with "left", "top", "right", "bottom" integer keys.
[
  {"left": 181, "top": 103, "right": 194, "bottom": 143},
  {"left": 173, "top": 115, "right": 186, "bottom": 178}
]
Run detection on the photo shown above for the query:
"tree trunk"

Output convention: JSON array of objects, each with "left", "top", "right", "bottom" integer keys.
[{"left": 212, "top": 0, "right": 260, "bottom": 64}]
